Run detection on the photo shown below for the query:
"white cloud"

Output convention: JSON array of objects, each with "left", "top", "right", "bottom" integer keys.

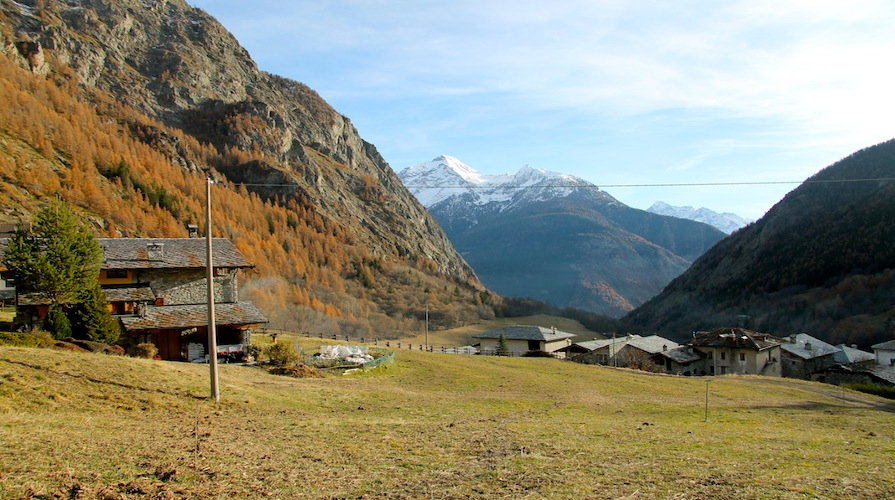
[{"left": 190, "top": 0, "right": 895, "bottom": 218}]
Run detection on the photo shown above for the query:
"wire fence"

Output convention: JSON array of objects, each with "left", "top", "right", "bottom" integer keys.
[{"left": 258, "top": 328, "right": 488, "bottom": 356}]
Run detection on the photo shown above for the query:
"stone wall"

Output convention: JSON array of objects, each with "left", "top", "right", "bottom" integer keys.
[{"left": 138, "top": 268, "right": 239, "bottom": 305}]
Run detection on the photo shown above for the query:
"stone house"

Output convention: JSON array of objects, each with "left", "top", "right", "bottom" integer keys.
[
  {"left": 565, "top": 334, "right": 681, "bottom": 372},
  {"left": 656, "top": 346, "right": 704, "bottom": 376},
  {"left": 614, "top": 335, "right": 679, "bottom": 372},
  {"left": 474, "top": 325, "right": 575, "bottom": 357},
  {"left": 871, "top": 339, "right": 895, "bottom": 366},
  {"left": 832, "top": 344, "right": 875, "bottom": 366},
  {"left": 779, "top": 333, "right": 839, "bottom": 380},
  {"left": 99, "top": 238, "right": 267, "bottom": 361},
  {"left": 688, "top": 328, "right": 782, "bottom": 377},
  {"left": 810, "top": 364, "right": 895, "bottom": 388},
  {"left": 562, "top": 337, "right": 621, "bottom": 365}
]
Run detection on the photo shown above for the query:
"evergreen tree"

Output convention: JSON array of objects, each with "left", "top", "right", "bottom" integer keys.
[
  {"left": 496, "top": 332, "right": 509, "bottom": 356},
  {"left": 70, "top": 282, "right": 121, "bottom": 344},
  {"left": 2, "top": 199, "right": 103, "bottom": 307},
  {"left": 45, "top": 303, "right": 72, "bottom": 340}
]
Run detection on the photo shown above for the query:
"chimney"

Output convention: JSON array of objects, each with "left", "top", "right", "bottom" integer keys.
[
  {"left": 187, "top": 224, "right": 198, "bottom": 238},
  {"left": 789, "top": 334, "right": 797, "bottom": 343},
  {"left": 146, "top": 242, "right": 164, "bottom": 260},
  {"left": 805, "top": 341, "right": 812, "bottom": 351}
]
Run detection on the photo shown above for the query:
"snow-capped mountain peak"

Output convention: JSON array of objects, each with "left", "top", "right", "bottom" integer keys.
[
  {"left": 398, "top": 156, "right": 601, "bottom": 209},
  {"left": 647, "top": 201, "right": 751, "bottom": 234}
]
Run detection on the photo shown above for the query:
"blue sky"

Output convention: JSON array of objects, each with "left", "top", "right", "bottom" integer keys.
[{"left": 188, "top": 0, "right": 895, "bottom": 220}]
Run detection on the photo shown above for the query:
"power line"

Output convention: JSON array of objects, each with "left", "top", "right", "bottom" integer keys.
[{"left": 224, "top": 177, "right": 895, "bottom": 190}]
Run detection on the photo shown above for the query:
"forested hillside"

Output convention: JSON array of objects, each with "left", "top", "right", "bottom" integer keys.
[
  {"left": 623, "top": 139, "right": 895, "bottom": 348},
  {"left": 0, "top": 0, "right": 496, "bottom": 337}
]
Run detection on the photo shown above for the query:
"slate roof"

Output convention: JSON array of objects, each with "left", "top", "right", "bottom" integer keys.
[
  {"left": 569, "top": 337, "right": 632, "bottom": 352},
  {"left": 99, "top": 238, "right": 252, "bottom": 270},
  {"left": 659, "top": 346, "right": 703, "bottom": 364},
  {"left": 871, "top": 339, "right": 895, "bottom": 350},
  {"left": 780, "top": 333, "right": 839, "bottom": 360},
  {"left": 119, "top": 301, "right": 267, "bottom": 331},
  {"left": 626, "top": 335, "right": 679, "bottom": 354},
  {"left": 102, "top": 284, "right": 156, "bottom": 302},
  {"left": 689, "top": 328, "right": 782, "bottom": 351},
  {"left": 833, "top": 344, "right": 875, "bottom": 364},
  {"left": 473, "top": 325, "right": 576, "bottom": 342}
]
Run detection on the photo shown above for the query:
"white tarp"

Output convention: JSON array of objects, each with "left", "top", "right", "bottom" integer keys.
[{"left": 318, "top": 345, "right": 373, "bottom": 364}]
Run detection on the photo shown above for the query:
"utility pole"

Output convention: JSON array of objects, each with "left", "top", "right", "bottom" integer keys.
[
  {"left": 425, "top": 304, "right": 429, "bottom": 348},
  {"left": 704, "top": 379, "right": 711, "bottom": 422},
  {"left": 206, "top": 176, "right": 219, "bottom": 403}
]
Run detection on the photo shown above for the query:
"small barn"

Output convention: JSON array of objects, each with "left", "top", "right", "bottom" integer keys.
[{"left": 473, "top": 325, "right": 575, "bottom": 357}]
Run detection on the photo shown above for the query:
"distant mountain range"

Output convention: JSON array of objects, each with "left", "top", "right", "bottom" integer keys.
[
  {"left": 623, "top": 139, "right": 895, "bottom": 348},
  {"left": 400, "top": 156, "right": 726, "bottom": 317},
  {"left": 647, "top": 202, "right": 751, "bottom": 234}
]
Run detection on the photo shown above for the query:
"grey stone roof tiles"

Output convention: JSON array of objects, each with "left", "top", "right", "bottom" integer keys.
[
  {"left": 99, "top": 238, "right": 251, "bottom": 270},
  {"left": 871, "top": 339, "right": 895, "bottom": 350},
  {"left": 780, "top": 333, "right": 839, "bottom": 360},
  {"left": 119, "top": 301, "right": 267, "bottom": 331},
  {"left": 102, "top": 284, "right": 156, "bottom": 302},
  {"left": 473, "top": 325, "right": 576, "bottom": 342},
  {"left": 833, "top": 344, "right": 875, "bottom": 364},
  {"left": 689, "top": 328, "right": 782, "bottom": 351}
]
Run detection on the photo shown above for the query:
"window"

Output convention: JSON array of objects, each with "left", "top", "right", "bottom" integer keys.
[
  {"left": 720, "top": 352, "right": 726, "bottom": 360},
  {"left": 739, "top": 352, "right": 746, "bottom": 361},
  {"left": 106, "top": 269, "right": 128, "bottom": 279}
]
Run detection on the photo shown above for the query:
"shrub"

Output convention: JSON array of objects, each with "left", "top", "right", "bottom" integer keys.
[
  {"left": 522, "top": 350, "right": 554, "bottom": 358},
  {"left": 844, "top": 383, "right": 895, "bottom": 400},
  {"left": 264, "top": 339, "right": 300, "bottom": 367},
  {"left": 0, "top": 331, "right": 55, "bottom": 347},
  {"left": 135, "top": 343, "right": 159, "bottom": 359}
]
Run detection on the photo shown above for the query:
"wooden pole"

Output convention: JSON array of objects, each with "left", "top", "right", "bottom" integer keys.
[{"left": 206, "top": 176, "right": 219, "bottom": 403}]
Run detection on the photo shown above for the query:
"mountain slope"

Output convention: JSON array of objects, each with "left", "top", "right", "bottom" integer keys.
[
  {"left": 647, "top": 201, "right": 750, "bottom": 234},
  {"left": 623, "top": 139, "right": 895, "bottom": 348},
  {"left": 400, "top": 156, "right": 726, "bottom": 317},
  {"left": 0, "top": 0, "right": 489, "bottom": 335}
]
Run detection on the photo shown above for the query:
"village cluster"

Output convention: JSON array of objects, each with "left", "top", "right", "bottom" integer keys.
[{"left": 473, "top": 324, "right": 895, "bottom": 387}]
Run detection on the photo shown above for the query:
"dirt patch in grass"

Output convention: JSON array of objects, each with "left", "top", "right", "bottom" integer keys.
[{"left": 268, "top": 364, "right": 324, "bottom": 378}]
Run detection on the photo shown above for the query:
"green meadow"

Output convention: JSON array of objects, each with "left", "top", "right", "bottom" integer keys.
[{"left": 1, "top": 334, "right": 893, "bottom": 498}]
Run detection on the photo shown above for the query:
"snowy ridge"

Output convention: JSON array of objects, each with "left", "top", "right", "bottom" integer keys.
[
  {"left": 399, "top": 155, "right": 599, "bottom": 209},
  {"left": 647, "top": 201, "right": 751, "bottom": 234}
]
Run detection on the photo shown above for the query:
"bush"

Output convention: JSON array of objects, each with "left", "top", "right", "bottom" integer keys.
[
  {"left": 135, "top": 343, "right": 158, "bottom": 359},
  {"left": 264, "top": 339, "right": 300, "bottom": 367},
  {"left": 0, "top": 331, "right": 55, "bottom": 347},
  {"left": 522, "top": 350, "right": 555, "bottom": 358},
  {"left": 844, "top": 383, "right": 895, "bottom": 400}
]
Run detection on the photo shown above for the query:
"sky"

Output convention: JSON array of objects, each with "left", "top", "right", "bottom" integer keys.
[{"left": 188, "top": 0, "right": 895, "bottom": 220}]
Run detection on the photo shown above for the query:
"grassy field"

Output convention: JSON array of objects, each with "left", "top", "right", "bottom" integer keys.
[{"left": 1, "top": 334, "right": 894, "bottom": 498}]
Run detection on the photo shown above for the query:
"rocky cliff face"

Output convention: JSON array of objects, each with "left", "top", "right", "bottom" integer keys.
[{"left": 0, "top": 0, "right": 473, "bottom": 281}]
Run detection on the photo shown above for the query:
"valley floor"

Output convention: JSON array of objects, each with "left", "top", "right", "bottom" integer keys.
[{"left": 1, "top": 336, "right": 894, "bottom": 498}]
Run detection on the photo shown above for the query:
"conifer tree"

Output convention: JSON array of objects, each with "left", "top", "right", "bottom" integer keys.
[
  {"left": 70, "top": 282, "right": 121, "bottom": 344},
  {"left": 3, "top": 199, "right": 103, "bottom": 309},
  {"left": 496, "top": 332, "right": 509, "bottom": 356}
]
